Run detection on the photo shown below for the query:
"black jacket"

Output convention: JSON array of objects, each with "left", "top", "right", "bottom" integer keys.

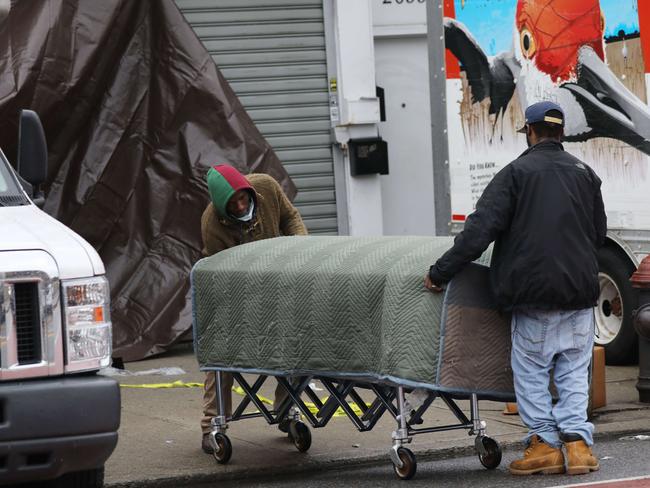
[{"left": 429, "top": 140, "right": 607, "bottom": 311}]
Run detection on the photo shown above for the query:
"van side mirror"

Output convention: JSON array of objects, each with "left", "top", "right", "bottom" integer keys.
[{"left": 17, "top": 109, "right": 48, "bottom": 187}]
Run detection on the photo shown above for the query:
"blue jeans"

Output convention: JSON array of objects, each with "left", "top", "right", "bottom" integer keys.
[{"left": 511, "top": 308, "right": 595, "bottom": 448}]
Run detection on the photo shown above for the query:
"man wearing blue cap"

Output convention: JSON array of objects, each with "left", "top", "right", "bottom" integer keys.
[{"left": 425, "top": 101, "right": 606, "bottom": 476}]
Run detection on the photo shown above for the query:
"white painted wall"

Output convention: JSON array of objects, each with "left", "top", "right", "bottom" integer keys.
[
  {"left": 373, "top": 1, "right": 436, "bottom": 235},
  {"left": 329, "top": 0, "right": 384, "bottom": 236}
]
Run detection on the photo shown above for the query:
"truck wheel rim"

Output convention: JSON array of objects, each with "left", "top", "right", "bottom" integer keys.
[{"left": 595, "top": 272, "right": 623, "bottom": 345}]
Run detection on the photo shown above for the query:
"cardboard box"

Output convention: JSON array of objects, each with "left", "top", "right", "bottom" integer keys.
[{"left": 590, "top": 345, "right": 607, "bottom": 410}]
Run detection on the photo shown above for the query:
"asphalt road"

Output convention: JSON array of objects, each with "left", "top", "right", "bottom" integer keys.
[{"left": 191, "top": 433, "right": 650, "bottom": 488}]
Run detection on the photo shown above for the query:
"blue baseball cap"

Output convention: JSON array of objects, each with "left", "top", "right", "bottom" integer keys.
[{"left": 517, "top": 101, "right": 565, "bottom": 133}]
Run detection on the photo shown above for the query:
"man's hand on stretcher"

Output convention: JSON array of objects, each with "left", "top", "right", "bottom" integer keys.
[{"left": 424, "top": 274, "right": 444, "bottom": 293}]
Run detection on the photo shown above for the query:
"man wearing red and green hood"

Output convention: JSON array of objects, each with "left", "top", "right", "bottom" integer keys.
[{"left": 200, "top": 164, "right": 307, "bottom": 454}]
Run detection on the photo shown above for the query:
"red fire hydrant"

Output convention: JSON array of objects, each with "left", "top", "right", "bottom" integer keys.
[{"left": 630, "top": 255, "right": 650, "bottom": 403}]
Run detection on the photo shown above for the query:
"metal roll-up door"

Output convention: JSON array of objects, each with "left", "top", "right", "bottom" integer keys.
[{"left": 175, "top": 0, "right": 338, "bottom": 235}]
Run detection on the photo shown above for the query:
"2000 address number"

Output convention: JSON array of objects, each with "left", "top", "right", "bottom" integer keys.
[{"left": 383, "top": 0, "right": 425, "bottom": 4}]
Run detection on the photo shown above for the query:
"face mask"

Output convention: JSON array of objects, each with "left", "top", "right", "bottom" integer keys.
[{"left": 235, "top": 199, "right": 255, "bottom": 222}]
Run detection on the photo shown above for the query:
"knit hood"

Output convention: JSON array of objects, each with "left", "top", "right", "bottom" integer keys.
[{"left": 206, "top": 164, "right": 255, "bottom": 219}]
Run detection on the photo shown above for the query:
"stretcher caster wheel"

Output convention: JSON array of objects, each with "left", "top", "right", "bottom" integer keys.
[
  {"left": 212, "top": 433, "right": 232, "bottom": 464},
  {"left": 477, "top": 436, "right": 501, "bottom": 469},
  {"left": 393, "top": 447, "right": 417, "bottom": 480},
  {"left": 289, "top": 420, "right": 312, "bottom": 452}
]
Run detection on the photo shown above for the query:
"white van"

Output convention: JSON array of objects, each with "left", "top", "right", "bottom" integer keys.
[{"left": 0, "top": 111, "right": 119, "bottom": 487}]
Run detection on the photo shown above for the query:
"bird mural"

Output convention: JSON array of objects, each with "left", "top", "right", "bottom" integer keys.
[{"left": 444, "top": 0, "right": 650, "bottom": 155}]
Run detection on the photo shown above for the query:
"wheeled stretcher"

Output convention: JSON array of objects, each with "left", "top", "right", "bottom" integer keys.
[
  {"left": 206, "top": 371, "right": 505, "bottom": 480},
  {"left": 192, "top": 236, "right": 516, "bottom": 480}
]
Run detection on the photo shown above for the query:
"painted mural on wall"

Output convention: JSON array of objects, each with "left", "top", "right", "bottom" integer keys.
[{"left": 444, "top": 0, "right": 650, "bottom": 230}]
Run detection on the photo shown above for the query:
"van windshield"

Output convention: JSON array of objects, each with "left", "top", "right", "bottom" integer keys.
[{"left": 0, "top": 151, "right": 29, "bottom": 205}]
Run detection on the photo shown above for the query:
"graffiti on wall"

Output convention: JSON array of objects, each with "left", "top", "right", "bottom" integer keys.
[{"left": 444, "top": 0, "right": 650, "bottom": 228}]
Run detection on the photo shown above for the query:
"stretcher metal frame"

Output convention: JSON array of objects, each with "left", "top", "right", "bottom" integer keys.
[{"left": 206, "top": 370, "right": 503, "bottom": 480}]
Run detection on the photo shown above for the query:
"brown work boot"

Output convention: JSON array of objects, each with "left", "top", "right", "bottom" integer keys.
[
  {"left": 201, "top": 433, "right": 213, "bottom": 454},
  {"left": 509, "top": 435, "right": 566, "bottom": 475},
  {"left": 565, "top": 439, "right": 599, "bottom": 475}
]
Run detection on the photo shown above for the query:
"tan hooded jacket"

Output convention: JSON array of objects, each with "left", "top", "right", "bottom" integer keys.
[{"left": 200, "top": 173, "right": 307, "bottom": 256}]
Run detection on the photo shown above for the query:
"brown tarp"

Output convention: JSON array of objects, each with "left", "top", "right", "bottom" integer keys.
[{"left": 0, "top": 0, "right": 296, "bottom": 361}]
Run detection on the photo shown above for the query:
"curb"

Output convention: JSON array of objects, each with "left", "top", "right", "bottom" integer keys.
[{"left": 105, "top": 425, "right": 650, "bottom": 488}]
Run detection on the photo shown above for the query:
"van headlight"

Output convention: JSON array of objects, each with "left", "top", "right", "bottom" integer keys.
[{"left": 62, "top": 276, "right": 112, "bottom": 372}]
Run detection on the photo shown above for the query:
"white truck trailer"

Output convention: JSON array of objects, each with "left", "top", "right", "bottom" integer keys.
[{"left": 374, "top": 0, "right": 650, "bottom": 364}]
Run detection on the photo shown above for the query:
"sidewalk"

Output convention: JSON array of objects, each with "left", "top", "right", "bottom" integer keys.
[{"left": 104, "top": 342, "right": 650, "bottom": 487}]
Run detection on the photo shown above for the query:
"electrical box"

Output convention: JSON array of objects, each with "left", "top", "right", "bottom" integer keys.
[{"left": 348, "top": 137, "right": 389, "bottom": 176}]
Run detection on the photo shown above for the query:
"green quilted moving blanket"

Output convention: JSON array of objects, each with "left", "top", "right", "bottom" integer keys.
[{"left": 192, "top": 236, "right": 514, "bottom": 399}]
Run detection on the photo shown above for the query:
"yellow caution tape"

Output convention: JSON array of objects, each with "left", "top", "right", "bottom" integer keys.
[
  {"left": 232, "top": 385, "right": 273, "bottom": 404},
  {"left": 121, "top": 382, "right": 370, "bottom": 417},
  {"left": 230, "top": 386, "right": 368, "bottom": 418},
  {"left": 121, "top": 380, "right": 204, "bottom": 389}
]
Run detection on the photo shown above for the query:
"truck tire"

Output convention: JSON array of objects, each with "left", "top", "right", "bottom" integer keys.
[{"left": 596, "top": 247, "right": 638, "bottom": 365}]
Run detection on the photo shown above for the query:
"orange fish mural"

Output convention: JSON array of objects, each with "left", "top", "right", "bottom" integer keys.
[
  {"left": 445, "top": 0, "right": 650, "bottom": 154},
  {"left": 516, "top": 0, "right": 605, "bottom": 82}
]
